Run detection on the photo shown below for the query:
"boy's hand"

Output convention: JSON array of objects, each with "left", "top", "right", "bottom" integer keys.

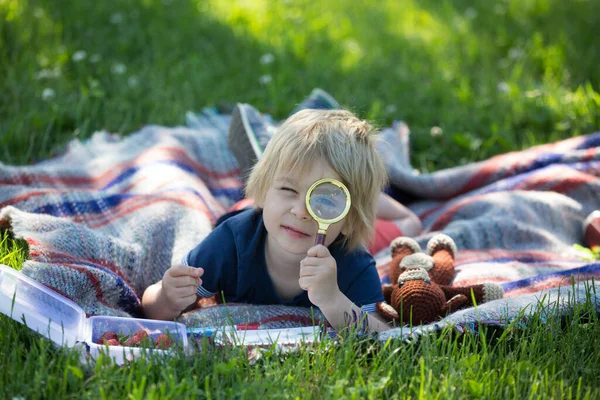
[
  {"left": 299, "top": 245, "right": 341, "bottom": 307},
  {"left": 161, "top": 264, "right": 204, "bottom": 313}
]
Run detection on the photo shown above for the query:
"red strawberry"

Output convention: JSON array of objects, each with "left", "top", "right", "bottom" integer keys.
[
  {"left": 107, "top": 338, "right": 121, "bottom": 346},
  {"left": 123, "top": 336, "right": 141, "bottom": 347},
  {"left": 134, "top": 330, "right": 149, "bottom": 340},
  {"left": 99, "top": 331, "right": 118, "bottom": 341},
  {"left": 154, "top": 334, "right": 174, "bottom": 350}
]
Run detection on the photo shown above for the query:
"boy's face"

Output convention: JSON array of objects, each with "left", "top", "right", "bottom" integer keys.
[{"left": 261, "top": 158, "right": 347, "bottom": 256}]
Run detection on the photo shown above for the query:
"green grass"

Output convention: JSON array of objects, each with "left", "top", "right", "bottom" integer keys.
[
  {"left": 1, "top": 0, "right": 600, "bottom": 398},
  {"left": 2, "top": 294, "right": 600, "bottom": 399}
]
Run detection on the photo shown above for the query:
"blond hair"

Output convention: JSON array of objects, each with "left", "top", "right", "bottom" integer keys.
[{"left": 246, "top": 109, "right": 388, "bottom": 250}]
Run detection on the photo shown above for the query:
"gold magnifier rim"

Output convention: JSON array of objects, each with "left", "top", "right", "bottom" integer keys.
[{"left": 305, "top": 178, "right": 352, "bottom": 224}]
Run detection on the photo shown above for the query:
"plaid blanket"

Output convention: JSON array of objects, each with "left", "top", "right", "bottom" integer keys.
[{"left": 1, "top": 101, "right": 600, "bottom": 334}]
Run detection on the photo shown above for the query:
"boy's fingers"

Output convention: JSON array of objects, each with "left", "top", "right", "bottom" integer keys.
[
  {"left": 173, "top": 293, "right": 198, "bottom": 309},
  {"left": 298, "top": 276, "right": 311, "bottom": 291},
  {"left": 173, "top": 276, "right": 203, "bottom": 288},
  {"left": 306, "top": 245, "right": 329, "bottom": 258},
  {"left": 301, "top": 257, "right": 325, "bottom": 267},
  {"left": 169, "top": 264, "right": 203, "bottom": 278},
  {"left": 299, "top": 266, "right": 319, "bottom": 277}
]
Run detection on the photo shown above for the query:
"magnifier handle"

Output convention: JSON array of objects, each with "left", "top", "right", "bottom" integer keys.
[{"left": 315, "top": 232, "right": 326, "bottom": 246}]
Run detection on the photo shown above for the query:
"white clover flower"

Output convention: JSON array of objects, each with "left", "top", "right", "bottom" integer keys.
[
  {"left": 37, "top": 55, "right": 50, "bottom": 67},
  {"left": 110, "top": 13, "right": 123, "bottom": 24},
  {"left": 89, "top": 54, "right": 102, "bottom": 63},
  {"left": 41, "top": 88, "right": 56, "bottom": 101},
  {"left": 260, "top": 53, "right": 275, "bottom": 65},
  {"left": 343, "top": 39, "right": 361, "bottom": 54},
  {"left": 111, "top": 63, "right": 127, "bottom": 75},
  {"left": 497, "top": 82, "right": 510, "bottom": 93},
  {"left": 508, "top": 47, "right": 524, "bottom": 60},
  {"left": 465, "top": 8, "right": 478, "bottom": 19},
  {"left": 72, "top": 50, "right": 87, "bottom": 62},
  {"left": 385, "top": 104, "right": 397, "bottom": 115},
  {"left": 525, "top": 89, "right": 542, "bottom": 98},
  {"left": 128, "top": 76, "right": 140, "bottom": 88},
  {"left": 259, "top": 74, "right": 272, "bottom": 85},
  {"left": 36, "top": 68, "right": 61, "bottom": 80},
  {"left": 430, "top": 126, "right": 443, "bottom": 137}
]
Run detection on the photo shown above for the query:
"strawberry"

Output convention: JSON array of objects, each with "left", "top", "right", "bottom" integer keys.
[
  {"left": 134, "top": 330, "right": 149, "bottom": 340},
  {"left": 154, "top": 334, "right": 174, "bottom": 350},
  {"left": 123, "top": 336, "right": 141, "bottom": 347},
  {"left": 99, "top": 331, "right": 118, "bottom": 341},
  {"left": 107, "top": 338, "right": 121, "bottom": 346}
]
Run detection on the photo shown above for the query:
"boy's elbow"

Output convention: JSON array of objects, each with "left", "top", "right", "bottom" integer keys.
[
  {"left": 397, "top": 215, "right": 422, "bottom": 238},
  {"left": 410, "top": 216, "right": 423, "bottom": 236}
]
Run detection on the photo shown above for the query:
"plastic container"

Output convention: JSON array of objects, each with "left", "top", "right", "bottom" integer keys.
[
  {"left": 0, "top": 264, "right": 188, "bottom": 365},
  {"left": 211, "top": 326, "right": 329, "bottom": 348}
]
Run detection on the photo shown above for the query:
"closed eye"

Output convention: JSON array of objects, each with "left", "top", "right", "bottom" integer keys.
[{"left": 279, "top": 186, "right": 298, "bottom": 194}]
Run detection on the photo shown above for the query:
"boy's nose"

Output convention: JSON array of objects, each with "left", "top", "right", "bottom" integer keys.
[{"left": 291, "top": 200, "right": 310, "bottom": 220}]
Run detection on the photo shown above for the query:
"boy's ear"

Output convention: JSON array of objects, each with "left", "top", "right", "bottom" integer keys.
[{"left": 341, "top": 224, "right": 350, "bottom": 236}]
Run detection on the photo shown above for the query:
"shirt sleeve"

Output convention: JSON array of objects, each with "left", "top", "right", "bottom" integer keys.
[
  {"left": 342, "top": 253, "right": 385, "bottom": 313},
  {"left": 181, "top": 222, "right": 237, "bottom": 299}
]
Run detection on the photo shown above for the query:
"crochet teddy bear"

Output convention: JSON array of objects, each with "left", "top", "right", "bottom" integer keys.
[{"left": 377, "top": 234, "right": 504, "bottom": 325}]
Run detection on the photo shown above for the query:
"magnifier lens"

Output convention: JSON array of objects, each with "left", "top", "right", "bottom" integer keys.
[{"left": 308, "top": 182, "right": 347, "bottom": 220}]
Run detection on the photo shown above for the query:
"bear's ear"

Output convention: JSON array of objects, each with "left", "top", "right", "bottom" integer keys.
[
  {"left": 425, "top": 234, "right": 457, "bottom": 286},
  {"left": 390, "top": 237, "right": 422, "bottom": 258},
  {"left": 426, "top": 234, "right": 457, "bottom": 259},
  {"left": 388, "top": 237, "right": 422, "bottom": 285}
]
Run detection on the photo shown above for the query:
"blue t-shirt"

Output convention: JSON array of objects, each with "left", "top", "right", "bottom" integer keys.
[{"left": 182, "top": 208, "right": 383, "bottom": 313}]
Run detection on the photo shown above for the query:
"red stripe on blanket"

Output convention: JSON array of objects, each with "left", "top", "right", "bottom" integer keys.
[
  {"left": 429, "top": 194, "right": 487, "bottom": 232},
  {"left": 28, "top": 250, "right": 136, "bottom": 289},
  {"left": 452, "top": 276, "right": 513, "bottom": 286},
  {"left": 505, "top": 274, "right": 600, "bottom": 297},
  {"left": 0, "top": 189, "right": 66, "bottom": 209},
  {"left": 0, "top": 146, "right": 240, "bottom": 187},
  {"left": 514, "top": 168, "right": 595, "bottom": 192},
  {"left": 583, "top": 147, "right": 598, "bottom": 162},
  {"left": 430, "top": 172, "right": 593, "bottom": 232},
  {"left": 455, "top": 249, "right": 581, "bottom": 264},
  {"left": 457, "top": 153, "right": 519, "bottom": 197},
  {"left": 457, "top": 136, "right": 588, "bottom": 197},
  {"left": 43, "top": 262, "right": 116, "bottom": 310},
  {"left": 48, "top": 193, "right": 220, "bottom": 227}
]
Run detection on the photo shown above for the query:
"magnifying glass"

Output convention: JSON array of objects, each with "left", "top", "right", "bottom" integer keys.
[{"left": 305, "top": 178, "right": 352, "bottom": 245}]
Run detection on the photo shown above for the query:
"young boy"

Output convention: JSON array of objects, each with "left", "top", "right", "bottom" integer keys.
[
  {"left": 227, "top": 95, "right": 422, "bottom": 254},
  {"left": 142, "top": 108, "right": 410, "bottom": 332}
]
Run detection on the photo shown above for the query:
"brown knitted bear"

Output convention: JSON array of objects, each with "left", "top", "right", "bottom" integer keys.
[{"left": 377, "top": 234, "right": 504, "bottom": 325}]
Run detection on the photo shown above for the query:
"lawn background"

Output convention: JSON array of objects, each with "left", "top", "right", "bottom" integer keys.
[{"left": 1, "top": 0, "right": 600, "bottom": 398}]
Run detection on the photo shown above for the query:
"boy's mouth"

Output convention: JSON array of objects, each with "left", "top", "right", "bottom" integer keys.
[{"left": 281, "top": 225, "right": 311, "bottom": 238}]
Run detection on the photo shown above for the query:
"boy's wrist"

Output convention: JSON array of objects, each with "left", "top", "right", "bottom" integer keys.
[{"left": 314, "top": 289, "right": 344, "bottom": 313}]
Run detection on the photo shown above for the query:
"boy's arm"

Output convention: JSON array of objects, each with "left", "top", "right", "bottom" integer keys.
[
  {"left": 142, "top": 264, "right": 204, "bottom": 321},
  {"left": 142, "top": 220, "right": 237, "bottom": 320},
  {"left": 318, "top": 293, "right": 391, "bottom": 333},
  {"left": 300, "top": 245, "right": 390, "bottom": 333}
]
